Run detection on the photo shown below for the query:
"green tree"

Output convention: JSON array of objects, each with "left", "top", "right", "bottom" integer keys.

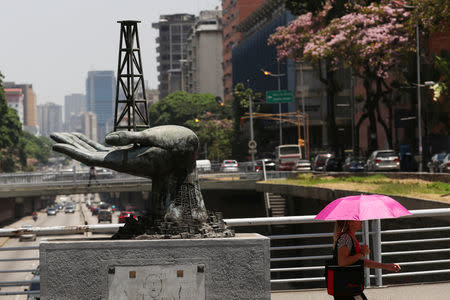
[
  {"left": 19, "top": 132, "right": 53, "bottom": 170},
  {"left": 149, "top": 91, "right": 233, "bottom": 160},
  {"left": 0, "top": 72, "right": 23, "bottom": 172}
]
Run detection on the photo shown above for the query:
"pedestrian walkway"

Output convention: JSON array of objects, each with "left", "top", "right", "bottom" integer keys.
[{"left": 271, "top": 281, "right": 450, "bottom": 300}]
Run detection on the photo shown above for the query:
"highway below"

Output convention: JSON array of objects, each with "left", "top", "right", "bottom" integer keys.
[{"left": 0, "top": 193, "right": 118, "bottom": 300}]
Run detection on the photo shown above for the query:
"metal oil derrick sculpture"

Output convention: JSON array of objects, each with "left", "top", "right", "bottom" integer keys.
[
  {"left": 114, "top": 20, "right": 150, "bottom": 132},
  {"left": 50, "top": 20, "right": 233, "bottom": 239}
]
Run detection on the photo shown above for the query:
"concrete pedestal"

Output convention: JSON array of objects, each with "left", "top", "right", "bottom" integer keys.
[{"left": 40, "top": 233, "right": 270, "bottom": 300}]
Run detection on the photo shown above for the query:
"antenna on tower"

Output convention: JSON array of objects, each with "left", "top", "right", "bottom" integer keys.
[{"left": 113, "top": 20, "right": 150, "bottom": 132}]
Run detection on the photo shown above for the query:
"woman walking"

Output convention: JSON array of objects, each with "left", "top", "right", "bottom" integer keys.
[{"left": 332, "top": 220, "right": 401, "bottom": 300}]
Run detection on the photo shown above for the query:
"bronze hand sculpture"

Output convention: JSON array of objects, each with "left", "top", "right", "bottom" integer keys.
[{"left": 51, "top": 125, "right": 208, "bottom": 227}]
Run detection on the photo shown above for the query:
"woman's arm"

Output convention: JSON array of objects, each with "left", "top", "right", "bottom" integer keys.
[
  {"left": 364, "top": 259, "right": 401, "bottom": 272},
  {"left": 337, "top": 246, "right": 365, "bottom": 266}
]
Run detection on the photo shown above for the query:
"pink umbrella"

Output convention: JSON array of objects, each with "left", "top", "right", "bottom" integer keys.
[{"left": 314, "top": 194, "right": 412, "bottom": 221}]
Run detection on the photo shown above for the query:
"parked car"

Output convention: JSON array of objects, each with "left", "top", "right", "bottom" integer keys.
[
  {"left": 255, "top": 158, "right": 276, "bottom": 171},
  {"left": 438, "top": 154, "right": 450, "bottom": 173},
  {"left": 196, "top": 159, "right": 212, "bottom": 172},
  {"left": 64, "top": 205, "right": 75, "bottom": 214},
  {"left": 220, "top": 160, "right": 239, "bottom": 172},
  {"left": 119, "top": 211, "right": 136, "bottom": 223},
  {"left": 427, "top": 152, "right": 447, "bottom": 173},
  {"left": 366, "top": 150, "right": 400, "bottom": 171},
  {"left": 324, "top": 157, "right": 343, "bottom": 172},
  {"left": 294, "top": 159, "right": 312, "bottom": 171},
  {"left": 47, "top": 207, "right": 57, "bottom": 216},
  {"left": 312, "top": 153, "right": 333, "bottom": 171},
  {"left": 343, "top": 157, "right": 366, "bottom": 172},
  {"left": 97, "top": 209, "right": 112, "bottom": 223}
]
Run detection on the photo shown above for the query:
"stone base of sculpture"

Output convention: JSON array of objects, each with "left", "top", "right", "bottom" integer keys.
[
  {"left": 39, "top": 233, "right": 270, "bottom": 300},
  {"left": 113, "top": 211, "right": 235, "bottom": 239}
]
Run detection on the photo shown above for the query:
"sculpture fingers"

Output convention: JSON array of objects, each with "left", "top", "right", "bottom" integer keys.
[
  {"left": 72, "top": 132, "right": 110, "bottom": 152},
  {"left": 52, "top": 144, "right": 108, "bottom": 168},
  {"left": 50, "top": 133, "right": 95, "bottom": 152}
]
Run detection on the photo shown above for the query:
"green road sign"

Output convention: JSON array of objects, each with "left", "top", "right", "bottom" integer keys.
[{"left": 266, "top": 90, "right": 294, "bottom": 103}]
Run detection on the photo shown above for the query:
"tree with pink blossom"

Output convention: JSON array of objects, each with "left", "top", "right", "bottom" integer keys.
[{"left": 269, "top": 1, "right": 415, "bottom": 153}]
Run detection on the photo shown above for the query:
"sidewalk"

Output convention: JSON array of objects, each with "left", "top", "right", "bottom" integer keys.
[{"left": 271, "top": 281, "right": 450, "bottom": 300}]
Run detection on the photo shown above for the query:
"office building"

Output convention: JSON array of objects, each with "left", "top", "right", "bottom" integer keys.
[
  {"left": 86, "top": 71, "right": 115, "bottom": 142},
  {"left": 4, "top": 88, "right": 24, "bottom": 125},
  {"left": 222, "top": 0, "right": 265, "bottom": 101},
  {"left": 64, "top": 93, "right": 86, "bottom": 131},
  {"left": 182, "top": 10, "right": 224, "bottom": 98},
  {"left": 37, "top": 102, "right": 63, "bottom": 137},
  {"left": 152, "top": 14, "right": 196, "bottom": 100},
  {"left": 3, "top": 82, "right": 37, "bottom": 134},
  {"left": 81, "top": 111, "right": 98, "bottom": 142}
]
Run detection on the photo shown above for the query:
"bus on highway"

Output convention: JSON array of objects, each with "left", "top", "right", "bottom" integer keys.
[{"left": 275, "top": 144, "right": 302, "bottom": 171}]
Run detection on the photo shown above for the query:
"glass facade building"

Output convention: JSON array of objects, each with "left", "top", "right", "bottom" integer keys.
[{"left": 86, "top": 71, "right": 115, "bottom": 142}]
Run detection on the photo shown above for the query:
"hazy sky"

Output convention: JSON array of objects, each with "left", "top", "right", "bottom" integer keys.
[{"left": 0, "top": 0, "right": 221, "bottom": 106}]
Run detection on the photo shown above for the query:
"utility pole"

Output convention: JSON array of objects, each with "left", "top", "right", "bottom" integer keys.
[
  {"left": 300, "top": 62, "right": 307, "bottom": 158},
  {"left": 248, "top": 80, "right": 255, "bottom": 166},
  {"left": 416, "top": 24, "right": 423, "bottom": 172}
]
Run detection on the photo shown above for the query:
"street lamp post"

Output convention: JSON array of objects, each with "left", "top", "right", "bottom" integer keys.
[
  {"left": 262, "top": 64, "right": 286, "bottom": 146},
  {"left": 277, "top": 64, "right": 282, "bottom": 146}
]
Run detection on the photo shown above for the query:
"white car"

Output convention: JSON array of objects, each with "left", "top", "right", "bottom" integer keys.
[
  {"left": 438, "top": 154, "right": 450, "bottom": 173},
  {"left": 220, "top": 160, "right": 239, "bottom": 172},
  {"left": 366, "top": 150, "right": 400, "bottom": 171}
]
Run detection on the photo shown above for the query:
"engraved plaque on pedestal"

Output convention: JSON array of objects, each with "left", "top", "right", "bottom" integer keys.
[{"left": 107, "top": 264, "right": 205, "bottom": 299}]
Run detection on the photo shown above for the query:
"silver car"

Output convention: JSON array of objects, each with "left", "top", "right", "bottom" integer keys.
[
  {"left": 220, "top": 160, "right": 239, "bottom": 172},
  {"left": 366, "top": 150, "right": 400, "bottom": 171}
]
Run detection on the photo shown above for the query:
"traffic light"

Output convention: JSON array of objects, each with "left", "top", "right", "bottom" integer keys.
[
  {"left": 195, "top": 118, "right": 199, "bottom": 123},
  {"left": 298, "top": 138, "right": 305, "bottom": 146}
]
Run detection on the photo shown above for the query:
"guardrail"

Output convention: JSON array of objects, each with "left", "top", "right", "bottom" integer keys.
[{"left": 0, "top": 207, "right": 449, "bottom": 295}]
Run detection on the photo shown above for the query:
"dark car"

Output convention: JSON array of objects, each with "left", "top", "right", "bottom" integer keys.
[
  {"left": 343, "top": 157, "right": 366, "bottom": 172},
  {"left": 91, "top": 207, "right": 99, "bottom": 215},
  {"left": 119, "top": 211, "right": 136, "bottom": 223},
  {"left": 324, "top": 157, "right": 343, "bottom": 172},
  {"left": 97, "top": 209, "right": 112, "bottom": 223},
  {"left": 255, "top": 159, "right": 276, "bottom": 171},
  {"left": 313, "top": 153, "right": 333, "bottom": 171}
]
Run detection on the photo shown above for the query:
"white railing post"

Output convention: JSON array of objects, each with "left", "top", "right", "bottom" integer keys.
[
  {"left": 363, "top": 220, "right": 371, "bottom": 287},
  {"left": 373, "top": 219, "right": 383, "bottom": 286}
]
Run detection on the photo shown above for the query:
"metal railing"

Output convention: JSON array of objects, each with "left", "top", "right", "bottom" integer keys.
[
  {"left": 0, "top": 168, "right": 291, "bottom": 187},
  {"left": 0, "top": 207, "right": 449, "bottom": 295},
  {"left": 0, "top": 246, "right": 40, "bottom": 296}
]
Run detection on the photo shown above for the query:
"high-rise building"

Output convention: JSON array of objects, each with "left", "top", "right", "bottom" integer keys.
[
  {"left": 152, "top": 14, "right": 196, "bottom": 100},
  {"left": 182, "top": 10, "right": 224, "bottom": 98},
  {"left": 221, "top": 0, "right": 265, "bottom": 101},
  {"left": 86, "top": 71, "right": 115, "bottom": 142},
  {"left": 81, "top": 111, "right": 98, "bottom": 142},
  {"left": 37, "top": 102, "right": 63, "bottom": 137},
  {"left": 64, "top": 93, "right": 86, "bottom": 130},
  {"left": 4, "top": 88, "right": 24, "bottom": 125},
  {"left": 3, "top": 82, "right": 37, "bottom": 134}
]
